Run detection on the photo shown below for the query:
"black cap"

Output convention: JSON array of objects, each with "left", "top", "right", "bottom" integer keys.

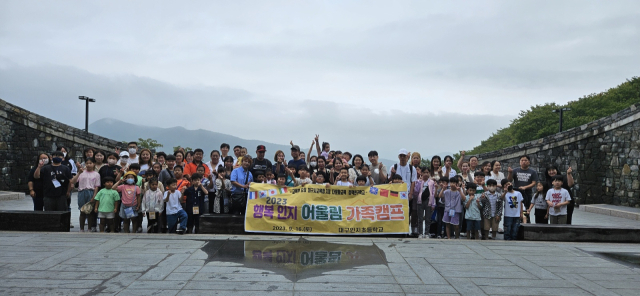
[
  {"left": 291, "top": 145, "right": 300, "bottom": 151},
  {"left": 256, "top": 145, "right": 266, "bottom": 152}
]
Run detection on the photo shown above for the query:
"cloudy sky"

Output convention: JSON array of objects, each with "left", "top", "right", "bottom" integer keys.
[{"left": 1, "top": 0, "right": 638, "bottom": 160}]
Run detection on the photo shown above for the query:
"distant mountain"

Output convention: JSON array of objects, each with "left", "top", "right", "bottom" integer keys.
[{"left": 89, "top": 118, "right": 398, "bottom": 165}]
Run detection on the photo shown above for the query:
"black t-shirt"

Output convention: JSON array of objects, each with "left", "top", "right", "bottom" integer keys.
[
  {"left": 512, "top": 167, "right": 538, "bottom": 196},
  {"left": 251, "top": 158, "right": 273, "bottom": 179},
  {"left": 28, "top": 167, "right": 44, "bottom": 198},
  {"left": 98, "top": 164, "right": 122, "bottom": 189},
  {"left": 40, "top": 164, "right": 72, "bottom": 197}
]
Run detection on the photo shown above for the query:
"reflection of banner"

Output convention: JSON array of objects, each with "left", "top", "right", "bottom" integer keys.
[{"left": 244, "top": 183, "right": 409, "bottom": 235}]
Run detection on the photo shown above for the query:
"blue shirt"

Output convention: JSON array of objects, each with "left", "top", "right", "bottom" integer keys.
[{"left": 230, "top": 166, "right": 253, "bottom": 194}]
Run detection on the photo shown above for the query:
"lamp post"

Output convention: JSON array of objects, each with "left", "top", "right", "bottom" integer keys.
[
  {"left": 78, "top": 96, "right": 95, "bottom": 133},
  {"left": 552, "top": 107, "right": 571, "bottom": 133}
]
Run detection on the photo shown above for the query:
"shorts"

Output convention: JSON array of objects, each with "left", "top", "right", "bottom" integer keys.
[
  {"left": 443, "top": 211, "right": 460, "bottom": 226},
  {"left": 98, "top": 212, "right": 116, "bottom": 219},
  {"left": 466, "top": 219, "right": 481, "bottom": 231},
  {"left": 483, "top": 216, "right": 499, "bottom": 231}
]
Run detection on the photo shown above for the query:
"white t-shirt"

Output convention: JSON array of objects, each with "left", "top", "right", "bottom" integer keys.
[
  {"left": 140, "top": 164, "right": 150, "bottom": 172},
  {"left": 335, "top": 180, "right": 353, "bottom": 187},
  {"left": 295, "top": 177, "right": 313, "bottom": 186},
  {"left": 128, "top": 155, "right": 139, "bottom": 165},
  {"left": 164, "top": 191, "right": 183, "bottom": 215},
  {"left": 390, "top": 163, "right": 418, "bottom": 192},
  {"left": 504, "top": 191, "right": 524, "bottom": 217},
  {"left": 545, "top": 188, "right": 571, "bottom": 216},
  {"left": 441, "top": 167, "right": 458, "bottom": 178}
]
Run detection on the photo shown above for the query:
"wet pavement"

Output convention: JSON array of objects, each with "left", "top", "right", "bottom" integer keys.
[{"left": 0, "top": 232, "right": 640, "bottom": 295}]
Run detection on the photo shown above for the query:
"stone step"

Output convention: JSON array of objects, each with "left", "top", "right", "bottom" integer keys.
[
  {"left": 580, "top": 204, "right": 640, "bottom": 221},
  {"left": 0, "top": 191, "right": 25, "bottom": 201},
  {"left": 520, "top": 224, "right": 640, "bottom": 243}
]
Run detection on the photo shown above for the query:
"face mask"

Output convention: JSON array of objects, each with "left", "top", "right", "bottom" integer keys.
[
  {"left": 488, "top": 186, "right": 496, "bottom": 192},
  {"left": 41, "top": 159, "right": 49, "bottom": 165},
  {"left": 52, "top": 157, "right": 63, "bottom": 164},
  {"left": 121, "top": 158, "right": 128, "bottom": 163},
  {"left": 62, "top": 152, "right": 67, "bottom": 158},
  {"left": 507, "top": 185, "right": 513, "bottom": 191},
  {"left": 310, "top": 162, "right": 317, "bottom": 167},
  {"left": 126, "top": 179, "right": 135, "bottom": 185},
  {"left": 128, "top": 148, "right": 137, "bottom": 155},
  {"left": 108, "top": 159, "right": 116, "bottom": 165}
]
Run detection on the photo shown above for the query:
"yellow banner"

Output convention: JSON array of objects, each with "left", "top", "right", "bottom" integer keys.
[{"left": 245, "top": 183, "right": 410, "bottom": 235}]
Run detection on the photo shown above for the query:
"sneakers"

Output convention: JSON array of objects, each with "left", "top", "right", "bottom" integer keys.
[
  {"left": 137, "top": 227, "right": 143, "bottom": 233},
  {"left": 79, "top": 229, "right": 85, "bottom": 233},
  {"left": 90, "top": 227, "right": 97, "bottom": 233},
  {"left": 176, "top": 228, "right": 186, "bottom": 235}
]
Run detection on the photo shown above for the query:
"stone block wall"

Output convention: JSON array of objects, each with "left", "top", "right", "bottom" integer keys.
[
  {"left": 0, "top": 98, "right": 120, "bottom": 192},
  {"left": 475, "top": 104, "right": 640, "bottom": 208}
]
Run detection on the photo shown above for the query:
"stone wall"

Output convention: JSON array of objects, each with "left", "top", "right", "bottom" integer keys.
[
  {"left": 0, "top": 98, "right": 120, "bottom": 192},
  {"left": 475, "top": 104, "right": 640, "bottom": 208}
]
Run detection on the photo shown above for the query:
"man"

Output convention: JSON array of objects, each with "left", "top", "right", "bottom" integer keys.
[
  {"left": 127, "top": 142, "right": 139, "bottom": 164},
  {"left": 34, "top": 151, "right": 73, "bottom": 211},
  {"left": 230, "top": 155, "right": 254, "bottom": 215},
  {"left": 220, "top": 143, "right": 231, "bottom": 160},
  {"left": 457, "top": 150, "right": 479, "bottom": 178},
  {"left": 368, "top": 150, "right": 388, "bottom": 185},
  {"left": 184, "top": 148, "right": 210, "bottom": 177},
  {"left": 288, "top": 145, "right": 306, "bottom": 177},
  {"left": 507, "top": 155, "right": 538, "bottom": 223},
  {"left": 232, "top": 145, "right": 243, "bottom": 165},
  {"left": 251, "top": 145, "right": 273, "bottom": 179},
  {"left": 388, "top": 149, "right": 418, "bottom": 235}
]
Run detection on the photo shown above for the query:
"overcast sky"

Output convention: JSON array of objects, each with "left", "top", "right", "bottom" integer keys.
[{"left": 1, "top": 0, "right": 638, "bottom": 160}]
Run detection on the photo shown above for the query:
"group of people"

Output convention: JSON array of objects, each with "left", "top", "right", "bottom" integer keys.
[{"left": 26, "top": 136, "right": 575, "bottom": 239}]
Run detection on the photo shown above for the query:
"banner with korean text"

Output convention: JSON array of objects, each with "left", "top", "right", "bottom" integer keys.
[{"left": 244, "top": 183, "right": 410, "bottom": 235}]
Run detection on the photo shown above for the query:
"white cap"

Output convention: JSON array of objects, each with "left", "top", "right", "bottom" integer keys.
[
  {"left": 398, "top": 149, "right": 409, "bottom": 156},
  {"left": 119, "top": 151, "right": 130, "bottom": 158}
]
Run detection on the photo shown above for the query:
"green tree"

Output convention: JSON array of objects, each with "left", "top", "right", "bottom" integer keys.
[
  {"left": 137, "top": 138, "right": 163, "bottom": 150},
  {"left": 173, "top": 145, "right": 193, "bottom": 152}
]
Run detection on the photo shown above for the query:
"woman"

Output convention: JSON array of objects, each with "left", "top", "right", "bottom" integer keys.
[
  {"left": 174, "top": 151, "right": 185, "bottom": 167},
  {"left": 57, "top": 146, "right": 77, "bottom": 175},
  {"left": 93, "top": 150, "right": 106, "bottom": 172},
  {"left": 330, "top": 158, "right": 344, "bottom": 184},
  {"left": 487, "top": 160, "right": 505, "bottom": 185},
  {"left": 410, "top": 152, "right": 422, "bottom": 178},
  {"left": 348, "top": 154, "right": 365, "bottom": 183},
  {"left": 313, "top": 156, "right": 330, "bottom": 182},
  {"left": 138, "top": 149, "right": 153, "bottom": 174},
  {"left": 545, "top": 165, "right": 575, "bottom": 224},
  {"left": 222, "top": 156, "right": 234, "bottom": 179},
  {"left": 308, "top": 155, "right": 318, "bottom": 172},
  {"left": 185, "top": 151, "right": 194, "bottom": 165},
  {"left": 441, "top": 155, "right": 457, "bottom": 178},
  {"left": 480, "top": 161, "right": 492, "bottom": 182},
  {"left": 272, "top": 150, "right": 287, "bottom": 176},
  {"left": 430, "top": 156, "right": 442, "bottom": 181},
  {"left": 28, "top": 153, "right": 50, "bottom": 211},
  {"left": 459, "top": 162, "right": 473, "bottom": 184},
  {"left": 81, "top": 147, "right": 95, "bottom": 167}
]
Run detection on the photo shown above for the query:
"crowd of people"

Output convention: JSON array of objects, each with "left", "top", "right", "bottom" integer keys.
[{"left": 27, "top": 136, "right": 575, "bottom": 239}]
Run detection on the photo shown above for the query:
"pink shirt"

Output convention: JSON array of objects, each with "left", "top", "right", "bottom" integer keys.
[
  {"left": 78, "top": 171, "right": 100, "bottom": 191},
  {"left": 117, "top": 184, "right": 140, "bottom": 206}
]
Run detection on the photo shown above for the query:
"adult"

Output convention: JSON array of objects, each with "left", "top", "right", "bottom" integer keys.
[
  {"left": 34, "top": 151, "right": 73, "bottom": 211},
  {"left": 430, "top": 156, "right": 443, "bottom": 181},
  {"left": 367, "top": 151, "right": 387, "bottom": 185},
  {"left": 545, "top": 165, "right": 575, "bottom": 224},
  {"left": 507, "top": 155, "right": 538, "bottom": 222},
  {"left": 174, "top": 150, "right": 185, "bottom": 167},
  {"left": 93, "top": 150, "right": 106, "bottom": 172},
  {"left": 348, "top": 154, "right": 365, "bottom": 183},
  {"left": 219, "top": 143, "right": 231, "bottom": 161},
  {"left": 459, "top": 162, "right": 473, "bottom": 184},
  {"left": 313, "top": 156, "right": 331, "bottom": 183},
  {"left": 230, "top": 155, "right": 254, "bottom": 215},
  {"left": 458, "top": 151, "right": 479, "bottom": 178},
  {"left": 232, "top": 145, "right": 242, "bottom": 165},
  {"left": 388, "top": 149, "right": 418, "bottom": 195},
  {"left": 138, "top": 149, "right": 153, "bottom": 174},
  {"left": 480, "top": 161, "right": 492, "bottom": 182},
  {"left": 156, "top": 152, "right": 168, "bottom": 169},
  {"left": 28, "top": 153, "right": 50, "bottom": 211},
  {"left": 185, "top": 151, "right": 194, "bottom": 165},
  {"left": 251, "top": 145, "right": 273, "bottom": 179},
  {"left": 81, "top": 147, "right": 95, "bottom": 168},
  {"left": 184, "top": 148, "right": 210, "bottom": 178},
  {"left": 206, "top": 150, "right": 223, "bottom": 175},
  {"left": 487, "top": 160, "right": 505, "bottom": 186},
  {"left": 441, "top": 155, "right": 457, "bottom": 178},
  {"left": 57, "top": 146, "right": 77, "bottom": 175},
  {"left": 126, "top": 142, "right": 139, "bottom": 164},
  {"left": 272, "top": 150, "right": 287, "bottom": 176},
  {"left": 288, "top": 145, "right": 306, "bottom": 177},
  {"left": 222, "top": 156, "right": 234, "bottom": 179}
]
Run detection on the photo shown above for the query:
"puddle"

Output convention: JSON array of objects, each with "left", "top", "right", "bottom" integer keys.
[
  {"left": 199, "top": 238, "right": 388, "bottom": 281},
  {"left": 595, "top": 252, "right": 640, "bottom": 268}
]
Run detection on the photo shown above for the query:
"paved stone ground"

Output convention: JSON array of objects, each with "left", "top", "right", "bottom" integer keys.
[{"left": 1, "top": 196, "right": 640, "bottom": 295}]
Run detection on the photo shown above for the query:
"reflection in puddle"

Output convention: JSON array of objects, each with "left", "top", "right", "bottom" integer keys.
[
  {"left": 200, "top": 238, "right": 387, "bottom": 281},
  {"left": 596, "top": 252, "right": 640, "bottom": 268}
]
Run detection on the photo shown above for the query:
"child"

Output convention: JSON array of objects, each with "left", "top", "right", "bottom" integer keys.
[
  {"left": 391, "top": 174, "right": 404, "bottom": 183},
  {"left": 158, "top": 155, "right": 177, "bottom": 184},
  {"left": 214, "top": 166, "right": 231, "bottom": 214},
  {"left": 264, "top": 170, "right": 277, "bottom": 185},
  {"left": 163, "top": 178, "right": 188, "bottom": 234},
  {"left": 295, "top": 166, "right": 313, "bottom": 186},
  {"left": 72, "top": 158, "right": 101, "bottom": 232},
  {"left": 255, "top": 172, "right": 265, "bottom": 183},
  {"left": 480, "top": 179, "right": 502, "bottom": 240},
  {"left": 335, "top": 168, "right": 354, "bottom": 187},
  {"left": 528, "top": 182, "right": 549, "bottom": 224},
  {"left": 546, "top": 175, "right": 571, "bottom": 224},
  {"left": 359, "top": 164, "right": 376, "bottom": 186},
  {"left": 416, "top": 168, "right": 435, "bottom": 238},
  {"left": 94, "top": 177, "right": 120, "bottom": 233},
  {"left": 314, "top": 173, "right": 330, "bottom": 186},
  {"left": 196, "top": 165, "right": 213, "bottom": 214},
  {"left": 438, "top": 176, "right": 463, "bottom": 239},
  {"left": 464, "top": 183, "right": 482, "bottom": 240},
  {"left": 141, "top": 178, "right": 164, "bottom": 233},
  {"left": 284, "top": 165, "right": 297, "bottom": 186},
  {"left": 115, "top": 171, "right": 141, "bottom": 233},
  {"left": 501, "top": 179, "right": 524, "bottom": 240},
  {"left": 276, "top": 174, "right": 287, "bottom": 186},
  {"left": 434, "top": 177, "right": 447, "bottom": 238},
  {"left": 173, "top": 165, "right": 191, "bottom": 205},
  {"left": 355, "top": 175, "right": 367, "bottom": 186},
  {"left": 184, "top": 173, "right": 208, "bottom": 234}
]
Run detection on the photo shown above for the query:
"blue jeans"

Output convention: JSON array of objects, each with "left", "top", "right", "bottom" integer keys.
[
  {"left": 504, "top": 216, "right": 520, "bottom": 240},
  {"left": 166, "top": 209, "right": 188, "bottom": 233}
]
